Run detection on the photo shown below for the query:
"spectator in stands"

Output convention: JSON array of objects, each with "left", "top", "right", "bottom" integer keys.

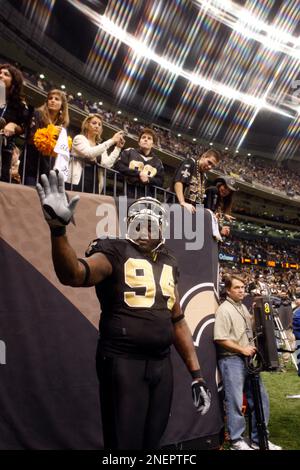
[
  {"left": 14, "top": 63, "right": 300, "bottom": 196},
  {"left": 0, "top": 63, "right": 29, "bottom": 182},
  {"left": 114, "top": 127, "right": 164, "bottom": 198},
  {"left": 66, "top": 114, "right": 125, "bottom": 194},
  {"left": 22, "top": 89, "right": 69, "bottom": 185},
  {"left": 172, "top": 149, "right": 221, "bottom": 213},
  {"left": 205, "top": 176, "right": 237, "bottom": 237},
  {"left": 214, "top": 274, "right": 282, "bottom": 450}
]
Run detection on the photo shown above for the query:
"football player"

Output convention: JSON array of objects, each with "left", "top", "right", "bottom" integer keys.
[{"left": 36, "top": 170, "right": 211, "bottom": 450}]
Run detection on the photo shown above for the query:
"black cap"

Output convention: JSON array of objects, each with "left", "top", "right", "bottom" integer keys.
[{"left": 214, "top": 176, "right": 238, "bottom": 192}]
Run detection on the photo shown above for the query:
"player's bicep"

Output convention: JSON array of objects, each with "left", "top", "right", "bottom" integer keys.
[{"left": 79, "top": 252, "right": 113, "bottom": 287}]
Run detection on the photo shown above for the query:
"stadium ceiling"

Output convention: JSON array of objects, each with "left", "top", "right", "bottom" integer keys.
[{"left": 4, "top": 0, "right": 300, "bottom": 159}]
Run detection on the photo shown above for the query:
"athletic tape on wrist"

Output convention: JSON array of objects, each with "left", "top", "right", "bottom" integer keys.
[
  {"left": 50, "top": 226, "right": 66, "bottom": 237},
  {"left": 191, "top": 369, "right": 203, "bottom": 380}
]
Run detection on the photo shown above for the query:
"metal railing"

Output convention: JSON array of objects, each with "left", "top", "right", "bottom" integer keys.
[
  {"left": 3, "top": 149, "right": 176, "bottom": 203},
  {"left": 66, "top": 158, "right": 176, "bottom": 202}
]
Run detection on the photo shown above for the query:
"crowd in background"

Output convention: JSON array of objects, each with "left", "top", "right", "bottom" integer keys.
[
  {"left": 218, "top": 153, "right": 300, "bottom": 196},
  {"left": 7, "top": 56, "right": 300, "bottom": 197},
  {"left": 219, "top": 264, "right": 300, "bottom": 302},
  {"left": 233, "top": 205, "right": 300, "bottom": 226},
  {"left": 221, "top": 236, "right": 300, "bottom": 264}
]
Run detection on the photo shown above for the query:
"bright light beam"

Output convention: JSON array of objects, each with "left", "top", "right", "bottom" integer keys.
[
  {"left": 67, "top": 0, "right": 296, "bottom": 119},
  {"left": 194, "top": 0, "right": 300, "bottom": 61}
]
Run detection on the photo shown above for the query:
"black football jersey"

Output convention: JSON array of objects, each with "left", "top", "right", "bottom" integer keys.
[
  {"left": 114, "top": 148, "right": 164, "bottom": 187},
  {"left": 85, "top": 238, "right": 179, "bottom": 359},
  {"left": 172, "top": 157, "right": 207, "bottom": 204}
]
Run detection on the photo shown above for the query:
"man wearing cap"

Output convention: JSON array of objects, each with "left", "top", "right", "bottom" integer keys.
[
  {"left": 35, "top": 170, "right": 211, "bottom": 450},
  {"left": 171, "top": 149, "right": 221, "bottom": 213},
  {"left": 204, "top": 176, "right": 237, "bottom": 237}
]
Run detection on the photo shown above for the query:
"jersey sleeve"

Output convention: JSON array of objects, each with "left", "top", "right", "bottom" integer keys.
[
  {"left": 173, "top": 159, "right": 194, "bottom": 184},
  {"left": 85, "top": 238, "right": 117, "bottom": 266}
]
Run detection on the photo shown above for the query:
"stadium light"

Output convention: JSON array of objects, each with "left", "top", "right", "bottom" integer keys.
[
  {"left": 194, "top": 0, "right": 300, "bottom": 60},
  {"left": 68, "top": 0, "right": 296, "bottom": 119}
]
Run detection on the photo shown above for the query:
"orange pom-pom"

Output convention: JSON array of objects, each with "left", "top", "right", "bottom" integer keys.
[{"left": 33, "top": 124, "right": 60, "bottom": 156}]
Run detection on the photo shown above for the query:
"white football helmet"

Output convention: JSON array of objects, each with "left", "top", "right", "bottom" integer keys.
[{"left": 126, "top": 197, "right": 168, "bottom": 250}]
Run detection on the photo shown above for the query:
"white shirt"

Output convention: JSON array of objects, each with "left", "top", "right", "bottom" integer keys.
[{"left": 67, "top": 134, "right": 121, "bottom": 191}]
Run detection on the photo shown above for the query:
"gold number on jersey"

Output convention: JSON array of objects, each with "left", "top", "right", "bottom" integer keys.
[
  {"left": 160, "top": 264, "right": 176, "bottom": 309},
  {"left": 143, "top": 164, "right": 157, "bottom": 178},
  {"left": 129, "top": 160, "right": 144, "bottom": 172},
  {"left": 124, "top": 258, "right": 175, "bottom": 309},
  {"left": 124, "top": 259, "right": 156, "bottom": 307},
  {"left": 129, "top": 160, "right": 157, "bottom": 177}
]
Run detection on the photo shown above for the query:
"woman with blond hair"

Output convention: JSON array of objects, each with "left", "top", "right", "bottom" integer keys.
[
  {"left": 66, "top": 113, "right": 125, "bottom": 193},
  {"left": 22, "top": 89, "right": 69, "bottom": 185}
]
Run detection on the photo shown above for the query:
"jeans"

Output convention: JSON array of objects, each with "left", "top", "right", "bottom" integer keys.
[{"left": 218, "top": 355, "right": 270, "bottom": 443}]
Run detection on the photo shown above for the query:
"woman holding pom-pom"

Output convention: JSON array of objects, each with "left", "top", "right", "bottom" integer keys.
[{"left": 22, "top": 89, "right": 69, "bottom": 185}]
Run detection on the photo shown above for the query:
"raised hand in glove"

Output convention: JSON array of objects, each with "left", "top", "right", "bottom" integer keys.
[
  {"left": 36, "top": 170, "right": 80, "bottom": 235},
  {"left": 191, "top": 378, "right": 211, "bottom": 415}
]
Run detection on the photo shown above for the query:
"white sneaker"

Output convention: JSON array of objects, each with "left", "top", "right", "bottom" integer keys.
[
  {"left": 230, "top": 439, "right": 254, "bottom": 450},
  {"left": 251, "top": 440, "right": 282, "bottom": 450}
]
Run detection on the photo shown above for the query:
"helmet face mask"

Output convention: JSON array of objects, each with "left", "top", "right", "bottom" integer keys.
[{"left": 126, "top": 197, "right": 167, "bottom": 251}]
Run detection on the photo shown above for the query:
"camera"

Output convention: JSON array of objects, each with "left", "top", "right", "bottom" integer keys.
[{"left": 270, "top": 296, "right": 281, "bottom": 309}]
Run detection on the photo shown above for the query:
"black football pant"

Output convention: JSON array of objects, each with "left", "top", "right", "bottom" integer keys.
[{"left": 96, "top": 354, "right": 173, "bottom": 450}]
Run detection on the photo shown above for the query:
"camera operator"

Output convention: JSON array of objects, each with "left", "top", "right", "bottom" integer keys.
[{"left": 214, "top": 274, "right": 282, "bottom": 450}]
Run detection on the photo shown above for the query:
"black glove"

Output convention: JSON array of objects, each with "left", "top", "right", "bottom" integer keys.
[
  {"left": 36, "top": 170, "right": 80, "bottom": 233},
  {"left": 191, "top": 378, "right": 211, "bottom": 415}
]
